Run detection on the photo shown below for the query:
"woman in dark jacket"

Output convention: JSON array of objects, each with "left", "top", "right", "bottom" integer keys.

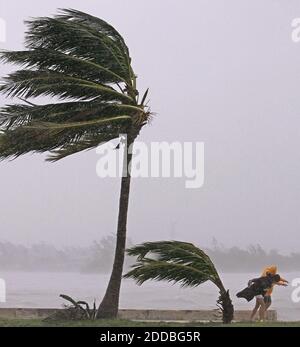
[{"left": 237, "top": 271, "right": 287, "bottom": 321}]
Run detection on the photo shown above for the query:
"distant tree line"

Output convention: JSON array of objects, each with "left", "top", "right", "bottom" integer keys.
[
  {"left": 207, "top": 240, "right": 300, "bottom": 272},
  {"left": 0, "top": 237, "right": 299, "bottom": 273},
  {"left": 0, "top": 235, "right": 134, "bottom": 273}
]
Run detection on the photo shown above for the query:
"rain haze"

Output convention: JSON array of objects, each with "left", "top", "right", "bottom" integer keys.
[{"left": 0, "top": 0, "right": 300, "bottom": 253}]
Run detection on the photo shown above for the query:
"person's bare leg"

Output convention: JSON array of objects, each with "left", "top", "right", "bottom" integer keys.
[
  {"left": 265, "top": 302, "right": 271, "bottom": 310},
  {"left": 264, "top": 296, "right": 271, "bottom": 320},
  {"left": 259, "top": 300, "right": 266, "bottom": 321},
  {"left": 250, "top": 298, "right": 260, "bottom": 321}
]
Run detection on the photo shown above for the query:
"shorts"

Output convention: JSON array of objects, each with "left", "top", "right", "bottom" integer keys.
[
  {"left": 255, "top": 295, "right": 264, "bottom": 300},
  {"left": 264, "top": 295, "right": 272, "bottom": 305}
]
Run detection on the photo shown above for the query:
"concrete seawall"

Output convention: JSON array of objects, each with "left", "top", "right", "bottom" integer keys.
[{"left": 0, "top": 308, "right": 277, "bottom": 322}]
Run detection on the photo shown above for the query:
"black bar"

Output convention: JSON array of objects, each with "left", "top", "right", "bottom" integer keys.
[{"left": 0, "top": 326, "right": 300, "bottom": 345}]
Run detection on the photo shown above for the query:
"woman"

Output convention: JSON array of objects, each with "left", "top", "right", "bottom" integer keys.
[{"left": 250, "top": 265, "right": 288, "bottom": 321}]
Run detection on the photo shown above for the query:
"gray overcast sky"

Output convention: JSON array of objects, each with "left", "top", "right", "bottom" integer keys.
[{"left": 0, "top": 0, "right": 300, "bottom": 252}]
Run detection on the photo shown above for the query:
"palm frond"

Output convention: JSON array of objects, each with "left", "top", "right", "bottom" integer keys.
[
  {"left": 24, "top": 15, "right": 131, "bottom": 82},
  {"left": 26, "top": 115, "right": 131, "bottom": 131},
  {"left": 0, "top": 118, "right": 129, "bottom": 160},
  {"left": 46, "top": 133, "right": 111, "bottom": 162},
  {"left": 0, "top": 49, "right": 127, "bottom": 84},
  {"left": 57, "top": 9, "right": 130, "bottom": 55},
  {"left": 125, "top": 241, "right": 222, "bottom": 287},
  {"left": 56, "top": 8, "right": 134, "bottom": 85},
  {"left": 0, "top": 70, "right": 131, "bottom": 102},
  {"left": 124, "top": 258, "right": 215, "bottom": 288},
  {"left": 0, "top": 101, "right": 142, "bottom": 129}
]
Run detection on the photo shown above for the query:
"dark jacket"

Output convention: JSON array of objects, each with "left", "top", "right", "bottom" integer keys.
[{"left": 236, "top": 274, "right": 280, "bottom": 302}]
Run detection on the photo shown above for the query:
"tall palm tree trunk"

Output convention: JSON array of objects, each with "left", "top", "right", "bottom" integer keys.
[{"left": 97, "top": 134, "right": 135, "bottom": 318}]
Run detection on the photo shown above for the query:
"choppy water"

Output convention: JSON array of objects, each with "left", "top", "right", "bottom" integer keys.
[{"left": 0, "top": 271, "right": 299, "bottom": 321}]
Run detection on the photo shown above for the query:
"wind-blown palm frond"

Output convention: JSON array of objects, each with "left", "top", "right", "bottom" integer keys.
[
  {"left": 0, "top": 49, "right": 126, "bottom": 84},
  {"left": 124, "top": 258, "right": 216, "bottom": 288},
  {"left": 0, "top": 101, "right": 142, "bottom": 129},
  {"left": 125, "top": 241, "right": 221, "bottom": 287},
  {"left": 0, "top": 119, "right": 128, "bottom": 160},
  {"left": 125, "top": 241, "right": 234, "bottom": 324},
  {"left": 0, "top": 8, "right": 149, "bottom": 161},
  {"left": 0, "top": 70, "right": 132, "bottom": 101},
  {"left": 25, "top": 16, "right": 130, "bottom": 80}
]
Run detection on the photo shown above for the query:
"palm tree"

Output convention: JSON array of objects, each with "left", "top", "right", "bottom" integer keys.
[
  {"left": 125, "top": 241, "right": 234, "bottom": 324},
  {"left": 0, "top": 8, "right": 150, "bottom": 318}
]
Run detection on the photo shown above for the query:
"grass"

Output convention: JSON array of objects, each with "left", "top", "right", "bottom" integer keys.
[{"left": 0, "top": 319, "right": 300, "bottom": 327}]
